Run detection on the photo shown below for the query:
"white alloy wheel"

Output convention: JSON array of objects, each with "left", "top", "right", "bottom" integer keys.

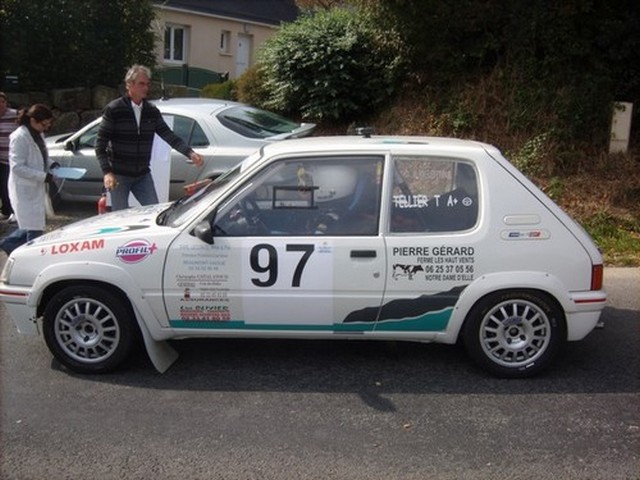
[
  {"left": 463, "top": 291, "right": 566, "bottom": 378},
  {"left": 43, "top": 286, "right": 137, "bottom": 373}
]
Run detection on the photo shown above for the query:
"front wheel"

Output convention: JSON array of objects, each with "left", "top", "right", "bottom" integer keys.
[
  {"left": 462, "top": 290, "right": 566, "bottom": 378},
  {"left": 42, "top": 285, "right": 138, "bottom": 374}
]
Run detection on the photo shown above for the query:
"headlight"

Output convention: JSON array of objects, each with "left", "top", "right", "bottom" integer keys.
[{"left": 0, "top": 257, "right": 15, "bottom": 284}]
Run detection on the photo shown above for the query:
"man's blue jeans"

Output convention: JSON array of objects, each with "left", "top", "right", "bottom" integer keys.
[
  {"left": 110, "top": 172, "right": 159, "bottom": 211},
  {"left": 0, "top": 229, "right": 43, "bottom": 255}
]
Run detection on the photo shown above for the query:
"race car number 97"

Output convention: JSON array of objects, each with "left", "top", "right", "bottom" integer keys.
[{"left": 250, "top": 244, "right": 315, "bottom": 288}]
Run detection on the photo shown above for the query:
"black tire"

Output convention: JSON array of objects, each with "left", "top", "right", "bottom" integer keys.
[
  {"left": 42, "top": 285, "right": 138, "bottom": 374},
  {"left": 47, "top": 180, "right": 63, "bottom": 210},
  {"left": 462, "top": 290, "right": 566, "bottom": 378}
]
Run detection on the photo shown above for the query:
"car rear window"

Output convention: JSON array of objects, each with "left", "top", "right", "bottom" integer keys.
[{"left": 217, "top": 106, "right": 300, "bottom": 139}]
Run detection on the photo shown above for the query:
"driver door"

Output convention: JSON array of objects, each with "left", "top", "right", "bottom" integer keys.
[{"left": 162, "top": 154, "right": 387, "bottom": 333}]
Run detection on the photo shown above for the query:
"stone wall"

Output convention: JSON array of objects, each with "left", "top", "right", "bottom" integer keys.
[
  {"left": 4, "top": 83, "right": 191, "bottom": 135},
  {"left": 5, "top": 85, "right": 117, "bottom": 136}
]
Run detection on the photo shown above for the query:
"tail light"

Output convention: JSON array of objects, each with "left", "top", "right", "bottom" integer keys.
[{"left": 591, "top": 264, "right": 604, "bottom": 291}]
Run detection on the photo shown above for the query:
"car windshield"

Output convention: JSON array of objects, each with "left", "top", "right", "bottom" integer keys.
[
  {"left": 217, "top": 106, "right": 300, "bottom": 139},
  {"left": 157, "top": 164, "right": 243, "bottom": 227}
]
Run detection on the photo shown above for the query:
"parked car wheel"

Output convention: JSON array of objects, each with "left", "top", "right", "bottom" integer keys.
[
  {"left": 462, "top": 290, "right": 566, "bottom": 378},
  {"left": 47, "top": 180, "right": 63, "bottom": 210},
  {"left": 43, "top": 285, "right": 138, "bottom": 374}
]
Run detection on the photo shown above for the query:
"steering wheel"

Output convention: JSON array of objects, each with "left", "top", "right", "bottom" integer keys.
[{"left": 237, "top": 196, "right": 269, "bottom": 235}]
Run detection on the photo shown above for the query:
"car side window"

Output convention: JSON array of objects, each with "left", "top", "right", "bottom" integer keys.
[
  {"left": 78, "top": 124, "right": 99, "bottom": 148},
  {"left": 213, "top": 156, "right": 384, "bottom": 237},
  {"left": 390, "top": 156, "right": 478, "bottom": 233},
  {"left": 190, "top": 122, "right": 209, "bottom": 147},
  {"left": 171, "top": 115, "right": 210, "bottom": 147}
]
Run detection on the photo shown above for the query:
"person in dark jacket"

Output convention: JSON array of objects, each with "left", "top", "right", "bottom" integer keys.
[{"left": 95, "top": 65, "right": 203, "bottom": 210}]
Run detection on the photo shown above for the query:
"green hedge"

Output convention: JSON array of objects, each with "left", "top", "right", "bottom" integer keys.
[{"left": 257, "top": 8, "right": 405, "bottom": 121}]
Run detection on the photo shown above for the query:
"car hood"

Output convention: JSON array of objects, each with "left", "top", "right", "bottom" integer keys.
[{"left": 21, "top": 204, "right": 171, "bottom": 253}]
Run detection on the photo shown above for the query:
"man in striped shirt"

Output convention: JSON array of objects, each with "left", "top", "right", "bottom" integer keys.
[{"left": 95, "top": 65, "right": 203, "bottom": 211}]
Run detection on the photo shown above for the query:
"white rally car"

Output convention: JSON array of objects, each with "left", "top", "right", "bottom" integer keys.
[{"left": 0, "top": 136, "right": 607, "bottom": 378}]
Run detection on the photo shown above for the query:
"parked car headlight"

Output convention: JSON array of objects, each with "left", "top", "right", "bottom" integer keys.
[{"left": 0, "top": 257, "right": 15, "bottom": 284}]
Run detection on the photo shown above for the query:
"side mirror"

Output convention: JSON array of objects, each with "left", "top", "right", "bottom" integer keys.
[
  {"left": 192, "top": 220, "right": 214, "bottom": 244},
  {"left": 64, "top": 140, "right": 77, "bottom": 152}
]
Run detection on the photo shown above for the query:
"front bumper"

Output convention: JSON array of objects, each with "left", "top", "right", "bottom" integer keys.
[{"left": 0, "top": 283, "right": 38, "bottom": 335}]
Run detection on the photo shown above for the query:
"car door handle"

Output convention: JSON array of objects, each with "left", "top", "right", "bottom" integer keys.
[{"left": 350, "top": 250, "right": 377, "bottom": 258}]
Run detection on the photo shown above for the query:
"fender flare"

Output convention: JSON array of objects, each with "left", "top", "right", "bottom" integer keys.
[
  {"left": 29, "top": 261, "right": 179, "bottom": 373},
  {"left": 443, "top": 271, "right": 570, "bottom": 343}
]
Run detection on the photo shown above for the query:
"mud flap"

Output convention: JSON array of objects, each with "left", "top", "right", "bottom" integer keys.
[{"left": 138, "top": 320, "right": 179, "bottom": 373}]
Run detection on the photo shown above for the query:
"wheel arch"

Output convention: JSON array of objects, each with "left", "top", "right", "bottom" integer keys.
[
  {"left": 32, "top": 263, "right": 179, "bottom": 373},
  {"left": 37, "top": 279, "right": 134, "bottom": 320},
  {"left": 445, "top": 271, "right": 570, "bottom": 344},
  {"left": 30, "top": 262, "right": 172, "bottom": 340},
  {"left": 456, "top": 287, "right": 567, "bottom": 344}
]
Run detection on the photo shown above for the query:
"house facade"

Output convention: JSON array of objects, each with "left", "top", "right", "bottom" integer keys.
[{"left": 152, "top": 0, "right": 299, "bottom": 80}]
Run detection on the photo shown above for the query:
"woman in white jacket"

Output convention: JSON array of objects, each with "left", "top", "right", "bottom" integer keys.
[{"left": 0, "top": 104, "right": 57, "bottom": 255}]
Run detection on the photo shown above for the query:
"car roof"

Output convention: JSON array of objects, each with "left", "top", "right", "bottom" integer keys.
[
  {"left": 151, "top": 97, "right": 244, "bottom": 116},
  {"left": 238, "top": 135, "right": 503, "bottom": 174},
  {"left": 255, "top": 135, "right": 498, "bottom": 158}
]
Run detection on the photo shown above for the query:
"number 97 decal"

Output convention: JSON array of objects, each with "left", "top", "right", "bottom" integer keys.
[{"left": 250, "top": 243, "right": 315, "bottom": 288}]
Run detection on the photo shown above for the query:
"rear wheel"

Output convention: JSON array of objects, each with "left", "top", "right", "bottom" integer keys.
[
  {"left": 42, "top": 285, "right": 137, "bottom": 374},
  {"left": 462, "top": 290, "right": 566, "bottom": 378}
]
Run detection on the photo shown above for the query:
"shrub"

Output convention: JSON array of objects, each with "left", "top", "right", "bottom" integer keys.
[
  {"left": 258, "top": 7, "right": 405, "bottom": 122},
  {"left": 1, "top": 0, "right": 155, "bottom": 91},
  {"left": 235, "top": 65, "right": 270, "bottom": 107},
  {"left": 201, "top": 81, "right": 236, "bottom": 100},
  {"left": 509, "top": 132, "right": 554, "bottom": 177}
]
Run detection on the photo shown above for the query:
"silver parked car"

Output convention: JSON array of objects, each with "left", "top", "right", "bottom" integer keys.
[{"left": 46, "top": 98, "right": 315, "bottom": 202}]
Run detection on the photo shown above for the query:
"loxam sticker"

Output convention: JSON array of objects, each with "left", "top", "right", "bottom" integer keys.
[
  {"left": 42, "top": 239, "right": 106, "bottom": 256},
  {"left": 116, "top": 239, "right": 158, "bottom": 263}
]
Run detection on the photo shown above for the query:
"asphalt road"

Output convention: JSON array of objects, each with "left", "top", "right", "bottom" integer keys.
[{"left": 0, "top": 205, "right": 638, "bottom": 479}]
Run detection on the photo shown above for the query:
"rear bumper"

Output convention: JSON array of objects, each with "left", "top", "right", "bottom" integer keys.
[{"left": 566, "top": 290, "right": 607, "bottom": 341}]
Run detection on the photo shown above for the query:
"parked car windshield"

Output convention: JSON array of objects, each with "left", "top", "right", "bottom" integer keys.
[
  {"left": 158, "top": 163, "right": 243, "bottom": 227},
  {"left": 217, "top": 106, "right": 300, "bottom": 139}
]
